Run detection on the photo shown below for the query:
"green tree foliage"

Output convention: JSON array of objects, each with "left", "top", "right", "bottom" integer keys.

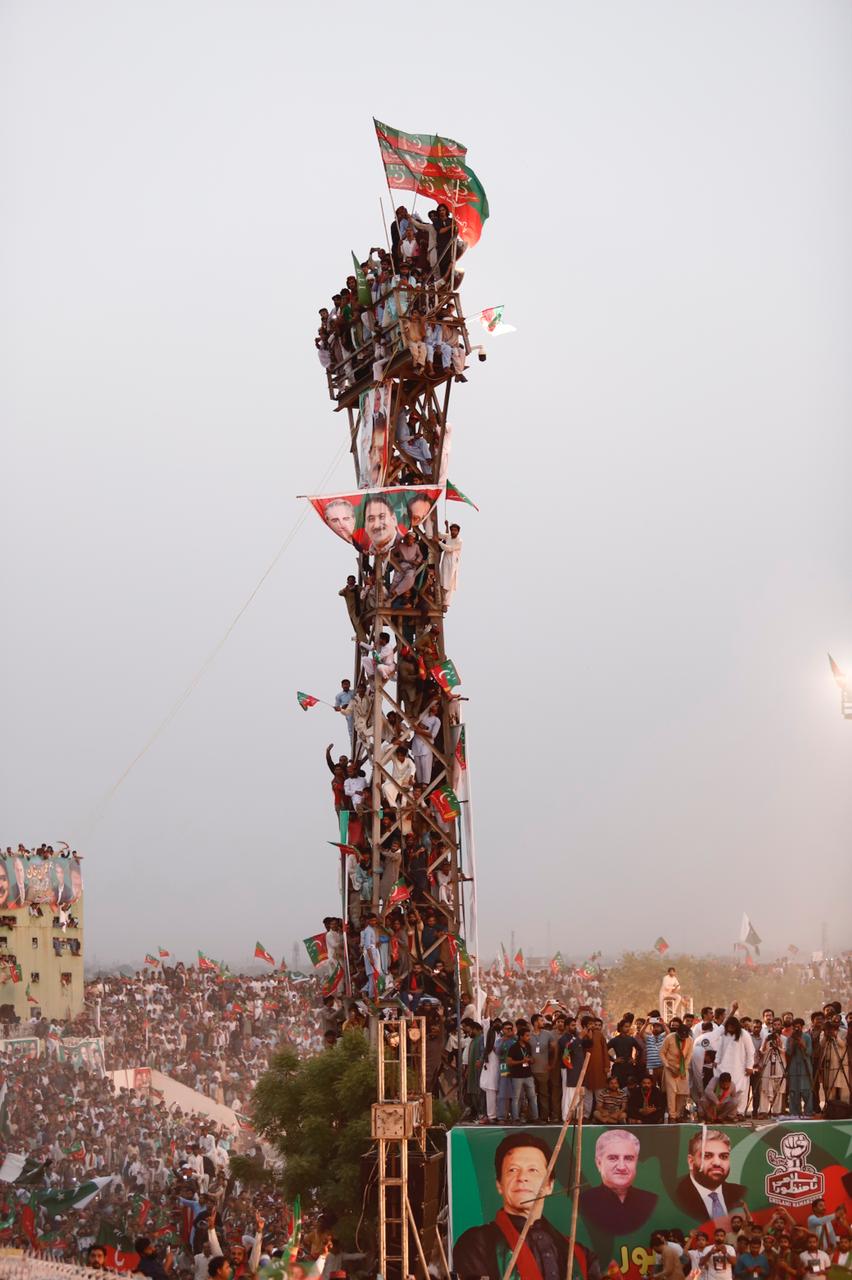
[
  {"left": 605, "top": 952, "right": 815, "bottom": 1022},
  {"left": 251, "top": 1032, "right": 375, "bottom": 1246}
]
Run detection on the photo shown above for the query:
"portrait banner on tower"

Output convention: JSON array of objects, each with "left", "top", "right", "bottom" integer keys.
[
  {"left": 307, "top": 485, "right": 441, "bottom": 554},
  {"left": 448, "top": 1122, "right": 852, "bottom": 1279},
  {"left": 0, "top": 852, "right": 83, "bottom": 910},
  {"left": 357, "top": 384, "right": 392, "bottom": 488}
]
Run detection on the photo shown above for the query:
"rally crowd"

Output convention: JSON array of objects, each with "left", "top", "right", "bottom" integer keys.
[
  {"left": 315, "top": 204, "right": 468, "bottom": 397},
  {"left": 447, "top": 976, "right": 852, "bottom": 1127}
]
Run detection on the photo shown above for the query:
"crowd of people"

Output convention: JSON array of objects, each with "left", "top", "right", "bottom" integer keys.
[
  {"left": 315, "top": 205, "right": 468, "bottom": 398},
  {"left": 0, "top": 964, "right": 348, "bottom": 1271},
  {"left": 644, "top": 1212, "right": 852, "bottom": 1280},
  {"left": 447, "top": 970, "right": 852, "bottom": 1127}
]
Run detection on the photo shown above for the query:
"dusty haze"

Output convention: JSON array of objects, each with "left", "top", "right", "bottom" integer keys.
[{"left": 2, "top": 1, "right": 851, "bottom": 967}]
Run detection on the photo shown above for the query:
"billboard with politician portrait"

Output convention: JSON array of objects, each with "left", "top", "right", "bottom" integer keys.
[
  {"left": 449, "top": 1122, "right": 852, "bottom": 1280},
  {"left": 0, "top": 853, "right": 83, "bottom": 910},
  {"left": 308, "top": 485, "right": 441, "bottom": 555},
  {"left": 357, "top": 383, "right": 393, "bottom": 488}
]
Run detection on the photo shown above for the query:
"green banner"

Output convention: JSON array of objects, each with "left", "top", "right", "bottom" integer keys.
[{"left": 449, "top": 1122, "right": 852, "bottom": 1279}]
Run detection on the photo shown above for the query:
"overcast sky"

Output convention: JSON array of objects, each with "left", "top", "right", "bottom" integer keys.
[{"left": 3, "top": 1, "right": 851, "bottom": 969}]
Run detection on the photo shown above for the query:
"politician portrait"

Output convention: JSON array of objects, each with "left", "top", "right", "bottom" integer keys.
[{"left": 578, "top": 1129, "right": 658, "bottom": 1235}]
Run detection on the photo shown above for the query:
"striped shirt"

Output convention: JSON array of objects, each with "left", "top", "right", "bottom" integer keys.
[{"left": 645, "top": 1032, "right": 667, "bottom": 1068}]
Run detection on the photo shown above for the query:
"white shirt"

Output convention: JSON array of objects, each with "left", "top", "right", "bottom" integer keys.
[
  {"left": 412, "top": 714, "right": 440, "bottom": 754},
  {"left": 799, "top": 1251, "right": 830, "bottom": 1278},
  {"left": 700, "top": 1245, "right": 736, "bottom": 1280}
]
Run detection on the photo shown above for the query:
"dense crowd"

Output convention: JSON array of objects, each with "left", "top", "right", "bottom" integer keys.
[
  {"left": 315, "top": 204, "right": 468, "bottom": 397},
  {"left": 448, "top": 963, "right": 851, "bottom": 1127}
]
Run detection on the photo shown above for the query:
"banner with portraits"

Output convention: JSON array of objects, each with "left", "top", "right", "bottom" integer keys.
[
  {"left": 357, "top": 384, "right": 393, "bottom": 488},
  {"left": 0, "top": 853, "right": 83, "bottom": 911},
  {"left": 308, "top": 485, "right": 441, "bottom": 555},
  {"left": 0, "top": 1037, "right": 41, "bottom": 1060},
  {"left": 449, "top": 1122, "right": 852, "bottom": 1279},
  {"left": 47, "top": 1035, "right": 106, "bottom": 1075}
]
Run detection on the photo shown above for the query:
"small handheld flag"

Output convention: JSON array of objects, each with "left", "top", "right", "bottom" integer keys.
[
  {"left": 429, "top": 783, "right": 461, "bottom": 823},
  {"left": 321, "top": 962, "right": 344, "bottom": 998},
  {"left": 478, "top": 304, "right": 516, "bottom": 336},
  {"left": 158, "top": 946, "right": 170, "bottom": 958},
  {"left": 387, "top": 881, "right": 411, "bottom": 907},
  {"left": 303, "top": 933, "right": 329, "bottom": 967},
  {"left": 514, "top": 949, "right": 525, "bottom": 972},
  {"left": 430, "top": 658, "right": 461, "bottom": 693},
  {"left": 446, "top": 480, "right": 480, "bottom": 511},
  {"left": 255, "top": 942, "right": 275, "bottom": 966},
  {"left": 297, "top": 691, "right": 319, "bottom": 711}
]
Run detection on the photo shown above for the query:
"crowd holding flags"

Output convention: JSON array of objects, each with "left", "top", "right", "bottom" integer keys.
[{"left": 373, "top": 117, "right": 489, "bottom": 247}]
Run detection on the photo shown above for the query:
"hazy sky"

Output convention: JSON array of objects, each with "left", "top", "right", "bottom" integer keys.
[{"left": 3, "top": 1, "right": 851, "bottom": 968}]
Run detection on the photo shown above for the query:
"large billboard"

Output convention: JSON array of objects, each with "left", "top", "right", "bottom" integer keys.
[
  {"left": 0, "top": 853, "right": 83, "bottom": 910},
  {"left": 449, "top": 1122, "right": 852, "bottom": 1278}
]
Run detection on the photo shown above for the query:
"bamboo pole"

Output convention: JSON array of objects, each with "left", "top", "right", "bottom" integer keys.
[
  {"left": 565, "top": 1081, "right": 585, "bottom": 1280},
  {"left": 499, "top": 1056, "right": 589, "bottom": 1280}
]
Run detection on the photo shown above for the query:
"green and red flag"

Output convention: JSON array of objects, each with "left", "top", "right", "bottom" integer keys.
[
  {"left": 429, "top": 782, "right": 461, "bottom": 823},
  {"left": 387, "top": 880, "right": 411, "bottom": 907},
  {"left": 255, "top": 941, "right": 275, "bottom": 966},
  {"left": 9, "top": 963, "right": 21, "bottom": 984},
  {"left": 430, "top": 658, "right": 460, "bottom": 692},
  {"left": 303, "top": 933, "right": 329, "bottom": 967},
  {"left": 25, "top": 983, "right": 39, "bottom": 1006},
  {"left": 514, "top": 949, "right": 525, "bottom": 972},
  {"left": 197, "top": 951, "right": 219, "bottom": 973},
  {"left": 63, "top": 1140, "right": 85, "bottom": 1161},
  {"left": 549, "top": 952, "right": 563, "bottom": 976},
  {"left": 446, "top": 480, "right": 480, "bottom": 511},
  {"left": 144, "top": 954, "right": 159, "bottom": 966},
  {"left": 327, "top": 841, "right": 361, "bottom": 857},
  {"left": 447, "top": 933, "right": 471, "bottom": 967},
  {"left": 578, "top": 960, "right": 601, "bottom": 979},
  {"left": 321, "top": 962, "right": 344, "bottom": 998},
  {"left": 478, "top": 304, "right": 516, "bottom": 336},
  {"left": 374, "top": 118, "right": 489, "bottom": 248},
  {"left": 158, "top": 946, "right": 170, "bottom": 958},
  {"left": 654, "top": 936, "right": 669, "bottom": 954},
  {"left": 297, "top": 691, "right": 319, "bottom": 711}
]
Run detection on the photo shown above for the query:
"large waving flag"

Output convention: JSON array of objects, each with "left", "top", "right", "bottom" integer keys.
[
  {"left": 374, "top": 118, "right": 489, "bottom": 247},
  {"left": 740, "top": 913, "right": 762, "bottom": 955},
  {"left": 255, "top": 942, "right": 275, "bottom": 966}
]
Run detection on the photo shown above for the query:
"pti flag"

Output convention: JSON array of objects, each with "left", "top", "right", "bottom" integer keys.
[
  {"left": 549, "top": 952, "right": 563, "bottom": 976},
  {"left": 514, "top": 949, "right": 525, "bottom": 972},
  {"left": 158, "top": 946, "right": 170, "bottom": 958},
  {"left": 454, "top": 724, "right": 467, "bottom": 773},
  {"left": 303, "top": 933, "right": 329, "bottom": 967},
  {"left": 387, "top": 881, "right": 411, "bottom": 907},
  {"left": 429, "top": 783, "right": 461, "bottom": 823},
  {"left": 431, "top": 658, "right": 460, "bottom": 692},
  {"left": 478, "top": 304, "right": 516, "bottom": 336},
  {"left": 446, "top": 480, "right": 479, "bottom": 511},
  {"left": 197, "top": 951, "right": 219, "bottom": 972},
  {"left": 254, "top": 942, "right": 275, "bottom": 966},
  {"left": 654, "top": 937, "right": 669, "bottom": 954},
  {"left": 374, "top": 118, "right": 489, "bottom": 248},
  {"left": 144, "top": 954, "right": 159, "bottom": 966},
  {"left": 297, "top": 691, "right": 319, "bottom": 711},
  {"left": 351, "top": 251, "right": 372, "bottom": 309},
  {"left": 321, "top": 962, "right": 344, "bottom": 998}
]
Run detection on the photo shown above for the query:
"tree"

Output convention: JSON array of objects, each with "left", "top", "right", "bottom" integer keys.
[{"left": 251, "top": 1032, "right": 375, "bottom": 1247}]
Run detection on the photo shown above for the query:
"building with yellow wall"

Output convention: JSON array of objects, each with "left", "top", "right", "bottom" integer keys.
[{"left": 0, "top": 851, "right": 84, "bottom": 1022}]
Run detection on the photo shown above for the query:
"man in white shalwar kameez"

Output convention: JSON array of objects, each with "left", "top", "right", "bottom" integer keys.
[
  {"left": 713, "top": 1018, "right": 755, "bottom": 1114},
  {"left": 438, "top": 523, "right": 462, "bottom": 607}
]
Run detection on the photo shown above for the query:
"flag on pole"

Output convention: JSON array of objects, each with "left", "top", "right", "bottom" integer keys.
[
  {"left": 514, "top": 949, "right": 525, "bottom": 972},
  {"left": 303, "top": 934, "right": 329, "bottom": 967},
  {"left": 373, "top": 118, "right": 489, "bottom": 248},
  {"left": 549, "top": 952, "right": 563, "bottom": 976},
  {"left": 654, "top": 937, "right": 669, "bottom": 954},
  {"left": 828, "top": 654, "right": 846, "bottom": 686},
  {"left": 429, "top": 783, "right": 461, "bottom": 822},
  {"left": 321, "top": 963, "right": 344, "bottom": 998},
  {"left": 144, "top": 954, "right": 159, "bottom": 966},
  {"left": 447, "top": 933, "right": 471, "bottom": 967},
  {"left": 25, "top": 983, "right": 39, "bottom": 1006},
  {"left": 327, "top": 841, "right": 361, "bottom": 857},
  {"left": 197, "top": 951, "right": 219, "bottom": 972},
  {"left": 387, "top": 881, "right": 411, "bottom": 907},
  {"left": 351, "top": 251, "right": 372, "bottom": 308},
  {"left": 740, "top": 914, "right": 762, "bottom": 955},
  {"left": 478, "top": 304, "right": 516, "bottom": 336},
  {"left": 430, "top": 658, "right": 461, "bottom": 692},
  {"left": 297, "top": 691, "right": 319, "bottom": 711},
  {"left": 254, "top": 942, "right": 275, "bottom": 966},
  {"left": 158, "top": 946, "right": 170, "bottom": 958},
  {"left": 446, "top": 480, "right": 480, "bottom": 511},
  {"left": 500, "top": 943, "right": 512, "bottom": 977}
]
